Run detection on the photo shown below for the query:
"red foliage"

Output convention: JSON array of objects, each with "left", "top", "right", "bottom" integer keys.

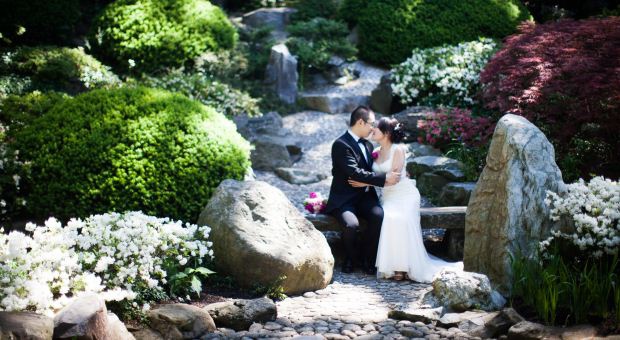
[
  {"left": 417, "top": 108, "right": 495, "bottom": 148},
  {"left": 480, "top": 17, "right": 620, "bottom": 178}
]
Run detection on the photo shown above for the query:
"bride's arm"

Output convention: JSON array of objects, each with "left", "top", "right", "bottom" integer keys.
[{"left": 390, "top": 145, "right": 406, "bottom": 175}]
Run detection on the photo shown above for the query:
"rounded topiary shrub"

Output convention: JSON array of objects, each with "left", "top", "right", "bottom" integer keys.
[
  {"left": 6, "top": 87, "right": 251, "bottom": 222},
  {"left": 480, "top": 17, "right": 620, "bottom": 181},
  {"left": 91, "top": 0, "right": 238, "bottom": 73},
  {"left": 0, "top": 0, "right": 80, "bottom": 44},
  {"left": 354, "top": 0, "right": 531, "bottom": 66},
  {"left": 0, "top": 46, "right": 119, "bottom": 97}
]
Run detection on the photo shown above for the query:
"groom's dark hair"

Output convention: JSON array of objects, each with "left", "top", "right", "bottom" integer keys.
[{"left": 349, "top": 105, "right": 373, "bottom": 127}]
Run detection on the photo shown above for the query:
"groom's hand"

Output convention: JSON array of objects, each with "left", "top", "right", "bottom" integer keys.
[{"left": 385, "top": 171, "right": 401, "bottom": 186}]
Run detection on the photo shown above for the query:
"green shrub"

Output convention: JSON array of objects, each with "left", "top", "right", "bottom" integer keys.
[
  {"left": 337, "top": 0, "right": 368, "bottom": 26},
  {"left": 237, "top": 26, "right": 276, "bottom": 80},
  {"left": 0, "top": 46, "right": 119, "bottom": 97},
  {"left": 91, "top": 0, "right": 238, "bottom": 74},
  {"left": 354, "top": 0, "right": 532, "bottom": 66},
  {"left": 0, "top": 0, "right": 80, "bottom": 44},
  {"left": 3, "top": 87, "right": 251, "bottom": 222},
  {"left": 140, "top": 70, "right": 261, "bottom": 117},
  {"left": 287, "top": 18, "right": 357, "bottom": 73},
  {"left": 291, "top": 0, "right": 339, "bottom": 21}
]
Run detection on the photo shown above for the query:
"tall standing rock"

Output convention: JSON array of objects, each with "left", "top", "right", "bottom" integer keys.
[
  {"left": 265, "top": 44, "right": 298, "bottom": 104},
  {"left": 464, "top": 114, "right": 565, "bottom": 292},
  {"left": 197, "top": 180, "right": 334, "bottom": 295}
]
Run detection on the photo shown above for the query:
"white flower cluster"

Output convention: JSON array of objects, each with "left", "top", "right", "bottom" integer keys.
[
  {"left": 543, "top": 176, "right": 620, "bottom": 258},
  {"left": 391, "top": 38, "right": 498, "bottom": 106},
  {"left": 0, "top": 211, "right": 213, "bottom": 316}
]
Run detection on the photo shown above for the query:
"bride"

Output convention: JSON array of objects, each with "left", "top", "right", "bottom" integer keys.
[{"left": 348, "top": 117, "right": 463, "bottom": 282}]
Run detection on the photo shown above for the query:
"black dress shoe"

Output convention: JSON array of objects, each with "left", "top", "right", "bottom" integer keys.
[
  {"left": 342, "top": 259, "right": 354, "bottom": 273},
  {"left": 364, "top": 266, "right": 377, "bottom": 275}
]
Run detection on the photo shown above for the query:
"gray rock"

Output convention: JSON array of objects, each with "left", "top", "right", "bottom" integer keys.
[
  {"left": 370, "top": 73, "right": 393, "bottom": 115},
  {"left": 406, "top": 143, "right": 442, "bottom": 159},
  {"left": 419, "top": 207, "right": 467, "bottom": 230},
  {"left": 471, "top": 308, "right": 524, "bottom": 339},
  {"left": 407, "top": 156, "right": 464, "bottom": 179},
  {"left": 53, "top": 293, "right": 108, "bottom": 339},
  {"left": 204, "top": 297, "right": 277, "bottom": 331},
  {"left": 275, "top": 167, "right": 328, "bottom": 185},
  {"left": 432, "top": 270, "right": 506, "bottom": 312},
  {"left": 242, "top": 8, "right": 297, "bottom": 31},
  {"left": 438, "top": 311, "right": 488, "bottom": 328},
  {"left": 434, "top": 168, "right": 466, "bottom": 182},
  {"left": 438, "top": 182, "right": 476, "bottom": 206},
  {"left": 265, "top": 44, "right": 298, "bottom": 104},
  {"left": 250, "top": 134, "right": 302, "bottom": 171},
  {"left": 0, "top": 311, "right": 53, "bottom": 340},
  {"left": 234, "top": 111, "right": 283, "bottom": 140},
  {"left": 300, "top": 92, "right": 370, "bottom": 115},
  {"left": 417, "top": 173, "right": 450, "bottom": 199},
  {"left": 107, "top": 313, "right": 136, "bottom": 340},
  {"left": 132, "top": 327, "right": 164, "bottom": 340},
  {"left": 507, "top": 321, "right": 552, "bottom": 340},
  {"left": 388, "top": 307, "right": 443, "bottom": 324},
  {"left": 147, "top": 304, "right": 216, "bottom": 339},
  {"left": 392, "top": 107, "right": 436, "bottom": 143},
  {"left": 198, "top": 180, "right": 334, "bottom": 294},
  {"left": 464, "top": 114, "right": 566, "bottom": 291}
]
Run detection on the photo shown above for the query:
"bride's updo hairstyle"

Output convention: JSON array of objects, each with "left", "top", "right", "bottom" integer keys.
[{"left": 377, "top": 117, "right": 405, "bottom": 144}]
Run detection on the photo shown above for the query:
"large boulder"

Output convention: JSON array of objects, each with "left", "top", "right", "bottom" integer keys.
[
  {"left": 463, "top": 114, "right": 566, "bottom": 291},
  {"left": 198, "top": 180, "right": 334, "bottom": 294},
  {"left": 0, "top": 311, "right": 54, "bottom": 340},
  {"left": 204, "top": 297, "right": 277, "bottom": 331},
  {"left": 265, "top": 44, "right": 298, "bottom": 104},
  {"left": 53, "top": 293, "right": 108, "bottom": 339},
  {"left": 438, "top": 182, "right": 476, "bottom": 206},
  {"left": 234, "top": 111, "right": 284, "bottom": 140},
  {"left": 147, "top": 304, "right": 216, "bottom": 339},
  {"left": 431, "top": 270, "right": 506, "bottom": 312}
]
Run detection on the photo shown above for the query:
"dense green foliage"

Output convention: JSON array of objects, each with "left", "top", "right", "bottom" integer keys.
[
  {"left": 287, "top": 18, "right": 357, "bottom": 73},
  {"left": 351, "top": 0, "right": 531, "bottom": 66},
  {"left": 3, "top": 87, "right": 251, "bottom": 222},
  {"left": 0, "top": 46, "right": 119, "bottom": 97},
  {"left": 91, "top": 0, "right": 238, "bottom": 73},
  {"left": 291, "top": 0, "right": 340, "bottom": 21},
  {"left": 140, "top": 70, "right": 261, "bottom": 117},
  {"left": 0, "top": 0, "right": 81, "bottom": 44}
]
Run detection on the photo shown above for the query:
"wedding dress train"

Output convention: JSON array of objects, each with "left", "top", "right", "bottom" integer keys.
[{"left": 373, "top": 145, "right": 463, "bottom": 282}]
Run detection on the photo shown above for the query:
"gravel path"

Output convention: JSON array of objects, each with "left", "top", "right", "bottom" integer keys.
[{"left": 204, "top": 271, "right": 479, "bottom": 340}]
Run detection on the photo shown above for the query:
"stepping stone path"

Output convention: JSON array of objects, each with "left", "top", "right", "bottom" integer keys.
[{"left": 204, "top": 272, "right": 479, "bottom": 339}]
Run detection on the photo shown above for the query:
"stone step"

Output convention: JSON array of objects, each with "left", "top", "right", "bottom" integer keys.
[
  {"left": 306, "top": 206, "right": 467, "bottom": 232},
  {"left": 299, "top": 61, "right": 388, "bottom": 114}
]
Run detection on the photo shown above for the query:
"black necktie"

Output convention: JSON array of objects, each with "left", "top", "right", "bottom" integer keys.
[{"left": 358, "top": 139, "right": 369, "bottom": 163}]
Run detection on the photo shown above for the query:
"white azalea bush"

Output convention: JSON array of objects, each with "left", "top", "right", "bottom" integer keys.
[
  {"left": 391, "top": 38, "right": 499, "bottom": 107},
  {"left": 543, "top": 176, "right": 620, "bottom": 257},
  {"left": 0, "top": 211, "right": 213, "bottom": 316}
]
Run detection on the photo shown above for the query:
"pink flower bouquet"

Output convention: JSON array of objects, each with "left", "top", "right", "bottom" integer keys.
[{"left": 303, "top": 192, "right": 327, "bottom": 214}]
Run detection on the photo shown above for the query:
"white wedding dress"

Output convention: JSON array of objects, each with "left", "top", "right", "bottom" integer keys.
[{"left": 373, "top": 144, "right": 463, "bottom": 282}]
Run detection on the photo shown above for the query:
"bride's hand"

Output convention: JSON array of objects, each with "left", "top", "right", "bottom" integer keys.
[{"left": 348, "top": 179, "right": 370, "bottom": 187}]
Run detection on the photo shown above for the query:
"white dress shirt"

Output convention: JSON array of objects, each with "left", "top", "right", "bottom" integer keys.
[{"left": 347, "top": 130, "right": 369, "bottom": 164}]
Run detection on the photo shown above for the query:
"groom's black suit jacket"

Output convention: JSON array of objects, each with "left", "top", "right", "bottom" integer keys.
[{"left": 325, "top": 132, "right": 386, "bottom": 213}]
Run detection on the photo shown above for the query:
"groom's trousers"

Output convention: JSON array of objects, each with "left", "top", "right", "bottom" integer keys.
[{"left": 332, "top": 192, "right": 384, "bottom": 268}]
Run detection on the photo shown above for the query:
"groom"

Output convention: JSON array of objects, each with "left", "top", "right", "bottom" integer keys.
[{"left": 325, "top": 106, "right": 400, "bottom": 274}]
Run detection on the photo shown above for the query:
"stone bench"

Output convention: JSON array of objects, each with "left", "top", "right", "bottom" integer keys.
[{"left": 306, "top": 206, "right": 466, "bottom": 260}]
